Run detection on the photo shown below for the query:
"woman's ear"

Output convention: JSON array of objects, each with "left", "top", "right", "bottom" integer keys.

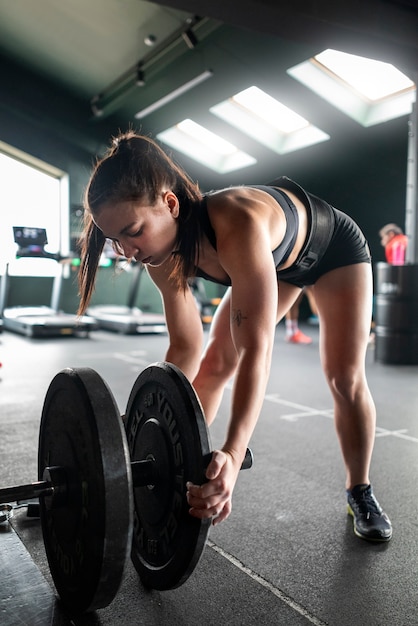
[{"left": 163, "top": 190, "right": 180, "bottom": 218}]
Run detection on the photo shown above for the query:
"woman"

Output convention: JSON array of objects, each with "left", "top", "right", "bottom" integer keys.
[
  {"left": 379, "top": 222, "right": 408, "bottom": 265},
  {"left": 78, "top": 131, "right": 391, "bottom": 542}
]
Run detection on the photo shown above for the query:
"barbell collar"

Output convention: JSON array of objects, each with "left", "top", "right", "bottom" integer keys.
[{"left": 131, "top": 458, "right": 157, "bottom": 487}]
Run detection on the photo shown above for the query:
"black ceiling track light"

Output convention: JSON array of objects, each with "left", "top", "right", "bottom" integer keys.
[
  {"left": 135, "top": 65, "right": 145, "bottom": 87},
  {"left": 90, "top": 15, "right": 205, "bottom": 117}
]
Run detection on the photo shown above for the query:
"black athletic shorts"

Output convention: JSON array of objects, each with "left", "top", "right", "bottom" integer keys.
[{"left": 278, "top": 206, "right": 371, "bottom": 288}]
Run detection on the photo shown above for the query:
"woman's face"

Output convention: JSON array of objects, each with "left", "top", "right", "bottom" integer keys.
[{"left": 94, "top": 191, "right": 179, "bottom": 267}]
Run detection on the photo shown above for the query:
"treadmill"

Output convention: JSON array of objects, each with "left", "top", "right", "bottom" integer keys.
[
  {"left": 87, "top": 261, "right": 167, "bottom": 335},
  {"left": 0, "top": 227, "right": 98, "bottom": 338}
]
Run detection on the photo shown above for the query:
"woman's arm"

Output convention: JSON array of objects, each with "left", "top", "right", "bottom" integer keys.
[
  {"left": 146, "top": 262, "right": 204, "bottom": 382},
  {"left": 217, "top": 193, "right": 279, "bottom": 457},
  {"left": 187, "top": 191, "right": 280, "bottom": 523}
]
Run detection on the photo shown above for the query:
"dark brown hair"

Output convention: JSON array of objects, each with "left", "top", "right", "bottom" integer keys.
[{"left": 78, "top": 131, "right": 202, "bottom": 314}]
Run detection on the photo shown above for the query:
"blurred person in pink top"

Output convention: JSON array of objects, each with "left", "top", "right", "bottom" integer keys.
[{"left": 379, "top": 223, "right": 408, "bottom": 265}]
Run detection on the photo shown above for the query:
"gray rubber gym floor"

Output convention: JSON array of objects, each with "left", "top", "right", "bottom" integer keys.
[{"left": 1, "top": 323, "right": 417, "bottom": 626}]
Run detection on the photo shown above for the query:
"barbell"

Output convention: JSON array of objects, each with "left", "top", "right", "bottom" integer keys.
[{"left": 0, "top": 362, "right": 253, "bottom": 614}]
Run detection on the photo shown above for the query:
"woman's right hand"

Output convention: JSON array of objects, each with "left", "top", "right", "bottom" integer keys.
[{"left": 186, "top": 449, "right": 242, "bottom": 526}]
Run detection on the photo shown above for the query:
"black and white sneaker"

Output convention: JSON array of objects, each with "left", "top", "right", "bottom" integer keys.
[{"left": 347, "top": 484, "right": 392, "bottom": 542}]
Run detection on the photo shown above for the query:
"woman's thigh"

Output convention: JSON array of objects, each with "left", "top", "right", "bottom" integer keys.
[
  {"left": 277, "top": 281, "right": 304, "bottom": 323},
  {"left": 312, "top": 263, "right": 373, "bottom": 377}
]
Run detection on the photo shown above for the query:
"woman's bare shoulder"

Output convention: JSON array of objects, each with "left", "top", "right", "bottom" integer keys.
[
  {"left": 207, "top": 186, "right": 276, "bottom": 213},
  {"left": 207, "top": 186, "right": 282, "bottom": 228},
  {"left": 207, "top": 185, "right": 259, "bottom": 202}
]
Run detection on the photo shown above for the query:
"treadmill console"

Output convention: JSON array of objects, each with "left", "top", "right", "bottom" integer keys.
[{"left": 13, "top": 227, "right": 57, "bottom": 259}]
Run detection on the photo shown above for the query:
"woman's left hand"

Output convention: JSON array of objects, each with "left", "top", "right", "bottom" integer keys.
[{"left": 186, "top": 449, "right": 241, "bottom": 526}]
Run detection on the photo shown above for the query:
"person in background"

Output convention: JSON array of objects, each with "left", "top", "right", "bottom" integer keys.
[
  {"left": 368, "top": 223, "right": 409, "bottom": 345},
  {"left": 379, "top": 223, "right": 408, "bottom": 265},
  {"left": 284, "top": 287, "right": 318, "bottom": 344}
]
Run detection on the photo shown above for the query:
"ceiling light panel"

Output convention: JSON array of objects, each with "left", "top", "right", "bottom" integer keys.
[
  {"left": 157, "top": 119, "right": 257, "bottom": 174},
  {"left": 210, "top": 86, "right": 329, "bottom": 154},
  {"left": 287, "top": 49, "right": 416, "bottom": 127}
]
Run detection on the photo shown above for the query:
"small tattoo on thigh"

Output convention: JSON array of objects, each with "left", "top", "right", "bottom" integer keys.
[{"left": 232, "top": 309, "right": 247, "bottom": 326}]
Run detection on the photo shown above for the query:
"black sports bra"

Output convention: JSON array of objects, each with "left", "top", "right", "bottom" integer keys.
[{"left": 195, "top": 185, "right": 299, "bottom": 286}]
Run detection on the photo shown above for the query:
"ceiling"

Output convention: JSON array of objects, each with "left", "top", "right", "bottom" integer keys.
[{"left": 0, "top": 0, "right": 417, "bottom": 189}]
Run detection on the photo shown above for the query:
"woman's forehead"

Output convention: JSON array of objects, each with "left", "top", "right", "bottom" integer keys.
[{"left": 94, "top": 201, "right": 134, "bottom": 228}]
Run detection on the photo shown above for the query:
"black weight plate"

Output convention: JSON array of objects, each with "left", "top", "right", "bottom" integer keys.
[
  {"left": 125, "top": 362, "right": 211, "bottom": 590},
  {"left": 38, "top": 368, "right": 133, "bottom": 614}
]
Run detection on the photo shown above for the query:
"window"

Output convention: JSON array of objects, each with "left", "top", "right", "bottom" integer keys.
[
  {"left": 287, "top": 49, "right": 416, "bottom": 127},
  {"left": 210, "top": 86, "right": 329, "bottom": 154},
  {"left": 157, "top": 119, "right": 256, "bottom": 174},
  {"left": 0, "top": 141, "right": 68, "bottom": 277}
]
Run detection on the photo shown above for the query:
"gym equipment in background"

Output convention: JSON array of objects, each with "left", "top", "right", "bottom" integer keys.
[{"left": 0, "top": 227, "right": 97, "bottom": 338}]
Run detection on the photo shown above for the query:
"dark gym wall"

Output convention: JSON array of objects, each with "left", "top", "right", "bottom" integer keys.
[
  {"left": 282, "top": 115, "right": 409, "bottom": 263},
  {"left": 0, "top": 54, "right": 157, "bottom": 313},
  {"left": 0, "top": 47, "right": 410, "bottom": 313},
  {"left": 0, "top": 54, "right": 102, "bottom": 206}
]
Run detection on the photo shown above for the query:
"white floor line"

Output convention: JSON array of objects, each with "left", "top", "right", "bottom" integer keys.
[
  {"left": 80, "top": 360, "right": 418, "bottom": 445},
  {"left": 113, "top": 352, "right": 150, "bottom": 365},
  {"left": 208, "top": 540, "right": 328, "bottom": 626},
  {"left": 256, "top": 387, "right": 418, "bottom": 445},
  {"left": 375, "top": 426, "right": 418, "bottom": 443}
]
